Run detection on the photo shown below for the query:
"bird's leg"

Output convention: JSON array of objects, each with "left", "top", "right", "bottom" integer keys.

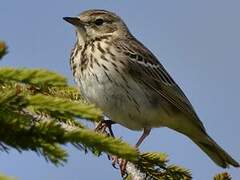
[
  {"left": 105, "top": 120, "right": 115, "bottom": 137},
  {"left": 135, "top": 128, "right": 151, "bottom": 147},
  {"left": 95, "top": 119, "right": 119, "bottom": 167},
  {"left": 119, "top": 128, "right": 151, "bottom": 177},
  {"left": 95, "top": 119, "right": 116, "bottom": 136},
  {"left": 100, "top": 120, "right": 118, "bottom": 167},
  {"left": 101, "top": 120, "right": 119, "bottom": 168}
]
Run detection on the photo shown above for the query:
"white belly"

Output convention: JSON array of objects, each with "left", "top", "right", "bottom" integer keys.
[
  {"left": 72, "top": 42, "right": 174, "bottom": 131},
  {"left": 75, "top": 61, "right": 172, "bottom": 131}
]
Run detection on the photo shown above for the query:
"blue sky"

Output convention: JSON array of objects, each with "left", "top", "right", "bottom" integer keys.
[{"left": 0, "top": 1, "right": 239, "bottom": 179}]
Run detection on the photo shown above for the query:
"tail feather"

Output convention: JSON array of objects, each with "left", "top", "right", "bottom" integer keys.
[{"left": 192, "top": 135, "right": 239, "bottom": 168}]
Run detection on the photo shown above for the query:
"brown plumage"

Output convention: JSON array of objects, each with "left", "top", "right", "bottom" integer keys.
[{"left": 63, "top": 9, "right": 239, "bottom": 170}]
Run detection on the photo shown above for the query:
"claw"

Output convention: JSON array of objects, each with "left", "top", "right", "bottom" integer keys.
[
  {"left": 95, "top": 120, "right": 128, "bottom": 174},
  {"left": 107, "top": 154, "right": 111, "bottom": 160},
  {"left": 111, "top": 155, "right": 119, "bottom": 169},
  {"left": 122, "top": 172, "right": 128, "bottom": 179},
  {"left": 112, "top": 162, "right": 119, "bottom": 169},
  {"left": 95, "top": 121, "right": 105, "bottom": 132},
  {"left": 94, "top": 120, "right": 116, "bottom": 137},
  {"left": 119, "top": 159, "right": 128, "bottom": 177}
]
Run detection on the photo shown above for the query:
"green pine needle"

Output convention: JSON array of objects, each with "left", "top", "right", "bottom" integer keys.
[
  {"left": 0, "top": 62, "right": 226, "bottom": 179},
  {"left": 214, "top": 172, "right": 231, "bottom": 180},
  {"left": 46, "top": 86, "right": 85, "bottom": 101},
  {"left": 26, "top": 94, "right": 101, "bottom": 121},
  {"left": 133, "top": 152, "right": 192, "bottom": 180},
  {"left": 0, "top": 68, "right": 67, "bottom": 87},
  {"left": 65, "top": 128, "right": 139, "bottom": 162}
]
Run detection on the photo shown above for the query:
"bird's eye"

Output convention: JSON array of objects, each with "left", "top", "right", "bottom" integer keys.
[{"left": 94, "top": 18, "right": 104, "bottom": 26}]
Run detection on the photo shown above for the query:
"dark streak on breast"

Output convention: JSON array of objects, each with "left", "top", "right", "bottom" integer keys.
[
  {"left": 93, "top": 73, "right": 99, "bottom": 83},
  {"left": 104, "top": 71, "right": 112, "bottom": 82},
  {"left": 94, "top": 58, "right": 100, "bottom": 67},
  {"left": 111, "top": 62, "right": 117, "bottom": 68},
  {"left": 79, "top": 43, "right": 89, "bottom": 72},
  {"left": 102, "top": 64, "right": 109, "bottom": 71},
  {"left": 106, "top": 47, "right": 115, "bottom": 57},
  {"left": 101, "top": 54, "right": 108, "bottom": 62},
  {"left": 89, "top": 54, "right": 94, "bottom": 69},
  {"left": 114, "top": 67, "right": 121, "bottom": 74},
  {"left": 120, "top": 74, "right": 128, "bottom": 84},
  {"left": 119, "top": 60, "right": 126, "bottom": 66},
  {"left": 97, "top": 42, "right": 106, "bottom": 54}
]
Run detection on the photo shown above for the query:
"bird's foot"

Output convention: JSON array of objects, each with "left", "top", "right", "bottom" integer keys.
[
  {"left": 110, "top": 155, "right": 119, "bottom": 169},
  {"left": 110, "top": 156, "right": 128, "bottom": 177},
  {"left": 119, "top": 159, "right": 128, "bottom": 178},
  {"left": 95, "top": 120, "right": 115, "bottom": 137},
  {"left": 95, "top": 120, "right": 128, "bottom": 177}
]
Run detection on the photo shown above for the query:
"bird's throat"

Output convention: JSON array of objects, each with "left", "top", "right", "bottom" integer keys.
[{"left": 76, "top": 28, "right": 87, "bottom": 45}]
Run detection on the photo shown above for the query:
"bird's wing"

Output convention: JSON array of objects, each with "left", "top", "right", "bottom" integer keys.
[{"left": 116, "top": 38, "right": 205, "bottom": 130}]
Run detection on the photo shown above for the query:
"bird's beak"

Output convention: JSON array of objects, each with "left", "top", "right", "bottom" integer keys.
[{"left": 63, "top": 17, "right": 83, "bottom": 26}]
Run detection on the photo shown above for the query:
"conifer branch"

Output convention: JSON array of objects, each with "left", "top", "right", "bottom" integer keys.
[
  {"left": 0, "top": 68, "right": 67, "bottom": 87},
  {"left": 125, "top": 152, "right": 191, "bottom": 180},
  {"left": 27, "top": 94, "right": 101, "bottom": 120},
  {"left": 213, "top": 172, "right": 231, "bottom": 180},
  {"left": 0, "top": 42, "right": 232, "bottom": 179}
]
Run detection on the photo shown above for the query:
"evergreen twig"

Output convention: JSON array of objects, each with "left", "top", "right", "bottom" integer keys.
[{"left": 0, "top": 42, "right": 230, "bottom": 179}]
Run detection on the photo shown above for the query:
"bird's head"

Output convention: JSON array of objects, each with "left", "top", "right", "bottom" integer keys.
[{"left": 63, "top": 9, "right": 129, "bottom": 44}]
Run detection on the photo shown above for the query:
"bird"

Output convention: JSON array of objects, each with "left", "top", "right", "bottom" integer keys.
[{"left": 63, "top": 9, "right": 239, "bottom": 171}]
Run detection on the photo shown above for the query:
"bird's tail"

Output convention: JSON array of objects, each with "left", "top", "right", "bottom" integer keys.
[{"left": 191, "top": 134, "right": 239, "bottom": 168}]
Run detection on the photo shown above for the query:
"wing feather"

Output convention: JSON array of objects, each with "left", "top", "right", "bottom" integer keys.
[{"left": 115, "top": 37, "right": 205, "bottom": 130}]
